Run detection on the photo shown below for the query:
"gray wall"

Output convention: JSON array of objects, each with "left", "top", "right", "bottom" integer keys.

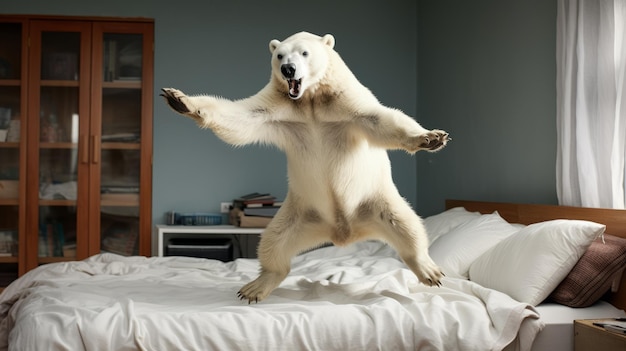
[
  {"left": 153, "top": 0, "right": 419, "bottom": 219},
  {"left": 416, "top": 0, "right": 559, "bottom": 216},
  {"left": 2, "top": 0, "right": 562, "bottom": 245},
  {"left": 1, "top": 0, "right": 421, "bottom": 252}
]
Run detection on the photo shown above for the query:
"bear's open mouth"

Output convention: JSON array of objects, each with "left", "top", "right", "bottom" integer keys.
[{"left": 288, "top": 78, "right": 302, "bottom": 99}]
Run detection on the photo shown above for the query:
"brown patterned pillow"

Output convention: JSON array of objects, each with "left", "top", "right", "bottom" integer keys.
[{"left": 549, "top": 234, "right": 626, "bottom": 308}]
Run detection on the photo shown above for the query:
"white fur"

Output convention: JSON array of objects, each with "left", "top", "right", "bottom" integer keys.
[{"left": 162, "top": 31, "right": 450, "bottom": 303}]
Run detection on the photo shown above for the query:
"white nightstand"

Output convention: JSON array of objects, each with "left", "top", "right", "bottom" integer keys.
[{"left": 156, "top": 224, "right": 264, "bottom": 258}]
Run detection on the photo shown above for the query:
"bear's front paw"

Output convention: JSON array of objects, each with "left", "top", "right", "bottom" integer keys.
[
  {"left": 416, "top": 129, "right": 450, "bottom": 152},
  {"left": 160, "top": 88, "right": 192, "bottom": 114}
]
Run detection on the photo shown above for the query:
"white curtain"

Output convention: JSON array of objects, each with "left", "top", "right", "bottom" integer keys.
[{"left": 556, "top": 0, "right": 626, "bottom": 209}]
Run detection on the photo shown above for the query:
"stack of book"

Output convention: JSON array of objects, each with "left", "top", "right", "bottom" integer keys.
[
  {"left": 38, "top": 222, "right": 65, "bottom": 257},
  {"left": 230, "top": 193, "right": 282, "bottom": 228}
]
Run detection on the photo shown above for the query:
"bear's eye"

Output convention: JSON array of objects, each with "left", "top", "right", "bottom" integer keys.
[
  {"left": 302, "top": 51, "right": 308, "bottom": 57},
  {"left": 277, "top": 54, "right": 283, "bottom": 60}
]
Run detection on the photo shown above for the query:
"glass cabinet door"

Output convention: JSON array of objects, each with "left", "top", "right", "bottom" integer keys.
[
  {"left": 97, "top": 32, "right": 143, "bottom": 256},
  {"left": 91, "top": 23, "right": 152, "bottom": 256},
  {"left": 0, "top": 20, "right": 25, "bottom": 285},
  {"left": 26, "top": 21, "right": 91, "bottom": 268}
]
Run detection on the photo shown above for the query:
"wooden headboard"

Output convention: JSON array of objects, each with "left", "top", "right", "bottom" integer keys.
[{"left": 445, "top": 199, "right": 626, "bottom": 310}]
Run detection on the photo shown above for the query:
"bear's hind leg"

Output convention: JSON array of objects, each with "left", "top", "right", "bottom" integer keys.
[
  {"left": 238, "top": 209, "right": 330, "bottom": 303},
  {"left": 375, "top": 200, "right": 443, "bottom": 287}
]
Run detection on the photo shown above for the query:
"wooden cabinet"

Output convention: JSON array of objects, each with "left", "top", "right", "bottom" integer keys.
[
  {"left": 0, "top": 15, "right": 153, "bottom": 287},
  {"left": 0, "top": 18, "right": 28, "bottom": 286}
]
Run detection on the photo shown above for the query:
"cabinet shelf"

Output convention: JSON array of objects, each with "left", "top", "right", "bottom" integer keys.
[
  {"left": 39, "top": 199, "right": 76, "bottom": 206},
  {"left": 39, "top": 256, "right": 74, "bottom": 264},
  {"left": 101, "top": 199, "right": 139, "bottom": 207},
  {"left": 0, "top": 256, "right": 18, "bottom": 263},
  {"left": 0, "top": 79, "right": 20, "bottom": 87},
  {"left": 40, "top": 80, "right": 80, "bottom": 87},
  {"left": 102, "top": 142, "right": 140, "bottom": 150},
  {"left": 103, "top": 81, "right": 141, "bottom": 89},
  {"left": 0, "top": 143, "right": 20, "bottom": 148},
  {"left": 39, "top": 142, "right": 77, "bottom": 149},
  {"left": 0, "top": 199, "right": 19, "bottom": 205},
  {"left": 37, "top": 142, "right": 141, "bottom": 150},
  {"left": 38, "top": 199, "right": 137, "bottom": 207}
]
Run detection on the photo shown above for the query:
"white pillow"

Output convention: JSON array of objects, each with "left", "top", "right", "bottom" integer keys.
[
  {"left": 423, "top": 207, "right": 482, "bottom": 244},
  {"left": 468, "top": 219, "right": 605, "bottom": 306},
  {"left": 428, "top": 212, "right": 520, "bottom": 279}
]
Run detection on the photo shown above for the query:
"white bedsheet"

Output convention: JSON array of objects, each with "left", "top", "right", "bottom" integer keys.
[{"left": 0, "top": 242, "right": 542, "bottom": 351}]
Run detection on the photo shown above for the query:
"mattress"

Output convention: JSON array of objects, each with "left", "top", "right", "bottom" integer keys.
[{"left": 531, "top": 302, "right": 626, "bottom": 351}]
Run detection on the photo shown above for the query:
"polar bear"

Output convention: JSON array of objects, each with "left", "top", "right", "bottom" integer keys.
[{"left": 161, "top": 31, "right": 449, "bottom": 303}]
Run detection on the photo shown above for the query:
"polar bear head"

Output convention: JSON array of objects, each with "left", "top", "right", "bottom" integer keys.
[{"left": 269, "top": 32, "right": 336, "bottom": 100}]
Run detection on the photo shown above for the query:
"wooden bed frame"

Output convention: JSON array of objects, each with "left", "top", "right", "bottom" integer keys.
[{"left": 445, "top": 199, "right": 626, "bottom": 311}]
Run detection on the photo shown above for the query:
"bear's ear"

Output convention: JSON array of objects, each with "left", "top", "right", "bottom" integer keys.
[
  {"left": 269, "top": 39, "right": 281, "bottom": 54},
  {"left": 322, "top": 34, "right": 335, "bottom": 49}
]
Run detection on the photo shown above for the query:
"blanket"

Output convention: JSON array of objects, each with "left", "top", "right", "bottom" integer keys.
[{"left": 0, "top": 242, "right": 542, "bottom": 351}]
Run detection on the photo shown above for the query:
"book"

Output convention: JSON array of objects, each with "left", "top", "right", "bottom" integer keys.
[
  {"left": 229, "top": 208, "right": 272, "bottom": 228},
  {"left": 232, "top": 192, "right": 277, "bottom": 209},
  {"left": 39, "top": 222, "right": 64, "bottom": 257},
  {"left": 43, "top": 52, "right": 77, "bottom": 80},
  {"left": 6, "top": 119, "right": 20, "bottom": 142},
  {"left": 106, "top": 40, "right": 117, "bottom": 81},
  {"left": 101, "top": 224, "right": 138, "bottom": 255},
  {"left": 166, "top": 211, "right": 223, "bottom": 226},
  {"left": 243, "top": 206, "right": 281, "bottom": 218},
  {"left": 239, "top": 213, "right": 272, "bottom": 228},
  {"left": 237, "top": 192, "right": 271, "bottom": 200},
  {"left": 63, "top": 243, "right": 76, "bottom": 258},
  {"left": 241, "top": 197, "right": 276, "bottom": 204},
  {"left": 593, "top": 319, "right": 626, "bottom": 335},
  {"left": 101, "top": 193, "right": 140, "bottom": 203},
  {"left": 101, "top": 186, "right": 140, "bottom": 193},
  {"left": 54, "top": 222, "right": 64, "bottom": 257}
]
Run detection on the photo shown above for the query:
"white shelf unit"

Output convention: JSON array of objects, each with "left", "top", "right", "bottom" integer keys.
[{"left": 156, "top": 224, "right": 264, "bottom": 258}]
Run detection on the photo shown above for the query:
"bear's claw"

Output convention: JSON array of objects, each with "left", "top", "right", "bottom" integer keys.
[
  {"left": 161, "top": 88, "right": 191, "bottom": 114},
  {"left": 421, "top": 130, "right": 450, "bottom": 152},
  {"left": 237, "top": 271, "right": 286, "bottom": 304},
  {"left": 237, "top": 291, "right": 258, "bottom": 304}
]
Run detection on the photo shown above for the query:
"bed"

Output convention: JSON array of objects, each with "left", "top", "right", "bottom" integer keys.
[
  {"left": 443, "top": 200, "right": 626, "bottom": 351},
  {"left": 0, "top": 200, "right": 624, "bottom": 351}
]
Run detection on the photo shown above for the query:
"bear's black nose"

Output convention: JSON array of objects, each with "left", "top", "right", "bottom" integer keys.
[{"left": 281, "top": 63, "right": 296, "bottom": 79}]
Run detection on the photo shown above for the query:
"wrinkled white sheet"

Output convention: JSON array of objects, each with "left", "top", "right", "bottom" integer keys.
[{"left": 0, "top": 242, "right": 542, "bottom": 351}]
